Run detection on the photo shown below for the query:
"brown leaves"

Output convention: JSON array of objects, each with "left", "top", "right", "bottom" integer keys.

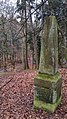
[{"left": 0, "top": 69, "right": 67, "bottom": 119}]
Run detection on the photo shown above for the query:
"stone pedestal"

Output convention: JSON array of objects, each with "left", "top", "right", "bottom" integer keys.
[
  {"left": 34, "top": 16, "right": 62, "bottom": 112},
  {"left": 34, "top": 73, "right": 62, "bottom": 112}
]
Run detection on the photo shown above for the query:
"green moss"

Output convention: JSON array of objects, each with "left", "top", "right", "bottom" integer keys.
[
  {"left": 34, "top": 96, "right": 62, "bottom": 113},
  {"left": 36, "top": 72, "right": 61, "bottom": 82}
]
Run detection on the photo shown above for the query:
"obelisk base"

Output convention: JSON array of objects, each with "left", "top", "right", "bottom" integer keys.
[{"left": 34, "top": 72, "right": 62, "bottom": 113}]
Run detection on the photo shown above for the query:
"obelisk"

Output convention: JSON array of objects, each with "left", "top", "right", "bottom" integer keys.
[{"left": 34, "top": 16, "right": 62, "bottom": 112}]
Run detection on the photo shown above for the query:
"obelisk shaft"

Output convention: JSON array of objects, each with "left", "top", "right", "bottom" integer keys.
[{"left": 39, "top": 16, "right": 58, "bottom": 75}]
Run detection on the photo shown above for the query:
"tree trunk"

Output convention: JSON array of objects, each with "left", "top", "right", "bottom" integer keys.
[
  {"left": 24, "top": 1, "right": 29, "bottom": 69},
  {"left": 3, "top": 53, "right": 7, "bottom": 72},
  {"left": 28, "top": 0, "right": 38, "bottom": 69},
  {"left": 21, "top": 0, "right": 29, "bottom": 69}
]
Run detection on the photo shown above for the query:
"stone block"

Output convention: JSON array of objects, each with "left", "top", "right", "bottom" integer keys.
[
  {"left": 34, "top": 96, "right": 62, "bottom": 113},
  {"left": 34, "top": 72, "right": 62, "bottom": 112}
]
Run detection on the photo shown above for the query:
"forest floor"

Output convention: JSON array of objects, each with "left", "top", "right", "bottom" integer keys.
[{"left": 0, "top": 65, "right": 67, "bottom": 119}]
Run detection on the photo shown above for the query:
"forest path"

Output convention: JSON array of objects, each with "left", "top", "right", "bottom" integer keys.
[{"left": 0, "top": 68, "right": 67, "bottom": 119}]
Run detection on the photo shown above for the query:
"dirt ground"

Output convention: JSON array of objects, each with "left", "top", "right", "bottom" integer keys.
[{"left": 0, "top": 68, "right": 67, "bottom": 119}]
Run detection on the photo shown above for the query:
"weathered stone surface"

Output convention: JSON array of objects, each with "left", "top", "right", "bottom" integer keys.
[
  {"left": 34, "top": 96, "right": 62, "bottom": 113},
  {"left": 34, "top": 16, "right": 62, "bottom": 112},
  {"left": 34, "top": 73, "right": 62, "bottom": 104},
  {"left": 34, "top": 86, "right": 52, "bottom": 103},
  {"left": 39, "top": 16, "right": 58, "bottom": 75},
  {"left": 34, "top": 72, "right": 61, "bottom": 88}
]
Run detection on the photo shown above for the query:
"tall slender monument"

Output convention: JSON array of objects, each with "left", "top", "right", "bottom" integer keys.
[{"left": 34, "top": 16, "right": 62, "bottom": 112}]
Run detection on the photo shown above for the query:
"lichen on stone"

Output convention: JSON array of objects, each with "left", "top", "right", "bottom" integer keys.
[{"left": 39, "top": 16, "right": 58, "bottom": 75}]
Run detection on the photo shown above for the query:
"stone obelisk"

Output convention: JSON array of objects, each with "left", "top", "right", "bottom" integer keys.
[{"left": 34, "top": 16, "right": 62, "bottom": 113}]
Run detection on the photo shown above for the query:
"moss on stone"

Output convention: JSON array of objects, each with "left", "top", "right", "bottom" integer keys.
[
  {"left": 34, "top": 16, "right": 62, "bottom": 113},
  {"left": 34, "top": 78, "right": 62, "bottom": 103},
  {"left": 34, "top": 72, "right": 62, "bottom": 112},
  {"left": 34, "top": 96, "right": 62, "bottom": 113},
  {"left": 36, "top": 72, "right": 61, "bottom": 82}
]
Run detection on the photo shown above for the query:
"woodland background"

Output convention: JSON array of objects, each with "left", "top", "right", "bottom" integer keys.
[
  {"left": 0, "top": 0, "right": 67, "bottom": 119},
  {"left": 0, "top": 0, "right": 67, "bottom": 72}
]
